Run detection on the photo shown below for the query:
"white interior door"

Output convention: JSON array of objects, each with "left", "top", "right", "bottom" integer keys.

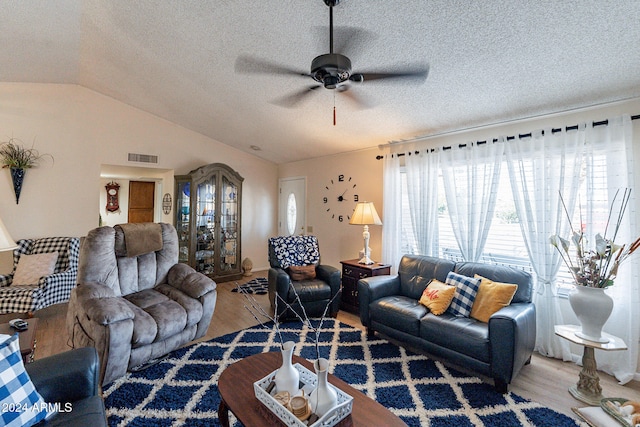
[{"left": 279, "top": 177, "right": 306, "bottom": 236}]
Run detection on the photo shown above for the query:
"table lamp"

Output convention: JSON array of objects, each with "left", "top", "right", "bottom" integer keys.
[
  {"left": 349, "top": 201, "right": 382, "bottom": 264},
  {"left": 0, "top": 215, "right": 17, "bottom": 252}
]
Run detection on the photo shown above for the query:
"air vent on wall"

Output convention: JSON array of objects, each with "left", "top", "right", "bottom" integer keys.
[{"left": 128, "top": 153, "right": 158, "bottom": 164}]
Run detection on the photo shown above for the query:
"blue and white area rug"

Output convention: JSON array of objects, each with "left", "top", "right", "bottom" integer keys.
[
  {"left": 103, "top": 319, "right": 584, "bottom": 427},
  {"left": 230, "top": 277, "right": 268, "bottom": 294}
]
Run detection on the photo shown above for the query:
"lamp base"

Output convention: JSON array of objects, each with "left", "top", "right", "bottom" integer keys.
[{"left": 358, "top": 255, "right": 375, "bottom": 265}]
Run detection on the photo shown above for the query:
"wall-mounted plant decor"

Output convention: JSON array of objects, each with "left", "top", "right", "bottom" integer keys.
[{"left": 0, "top": 138, "right": 53, "bottom": 204}]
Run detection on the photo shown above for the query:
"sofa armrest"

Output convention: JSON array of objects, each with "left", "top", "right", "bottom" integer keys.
[
  {"left": 26, "top": 347, "right": 100, "bottom": 404},
  {"left": 39, "top": 268, "right": 77, "bottom": 288},
  {"left": 0, "top": 273, "right": 13, "bottom": 287},
  {"left": 268, "top": 267, "right": 292, "bottom": 316},
  {"left": 167, "top": 263, "right": 216, "bottom": 299},
  {"left": 75, "top": 282, "right": 118, "bottom": 300},
  {"left": 316, "top": 264, "right": 339, "bottom": 285},
  {"left": 316, "top": 264, "right": 341, "bottom": 315},
  {"left": 489, "top": 302, "right": 536, "bottom": 385},
  {"left": 357, "top": 275, "right": 401, "bottom": 327},
  {"left": 74, "top": 283, "right": 135, "bottom": 325}
]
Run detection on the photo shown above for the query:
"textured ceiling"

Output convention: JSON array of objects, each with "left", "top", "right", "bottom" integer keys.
[{"left": 1, "top": 0, "right": 639, "bottom": 164}]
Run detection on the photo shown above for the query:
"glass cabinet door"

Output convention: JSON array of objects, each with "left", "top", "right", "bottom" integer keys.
[
  {"left": 175, "top": 163, "right": 243, "bottom": 281},
  {"left": 220, "top": 175, "right": 238, "bottom": 273},
  {"left": 176, "top": 180, "right": 191, "bottom": 263},
  {"left": 195, "top": 175, "right": 216, "bottom": 275}
]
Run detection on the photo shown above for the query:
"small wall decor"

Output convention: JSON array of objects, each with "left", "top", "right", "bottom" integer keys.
[
  {"left": 105, "top": 181, "right": 120, "bottom": 212},
  {"left": 162, "top": 193, "right": 172, "bottom": 215},
  {"left": 0, "top": 137, "right": 53, "bottom": 204}
]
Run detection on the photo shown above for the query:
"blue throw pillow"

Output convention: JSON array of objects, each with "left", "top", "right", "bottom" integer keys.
[
  {"left": 445, "top": 271, "right": 481, "bottom": 317},
  {"left": 0, "top": 334, "right": 51, "bottom": 427}
]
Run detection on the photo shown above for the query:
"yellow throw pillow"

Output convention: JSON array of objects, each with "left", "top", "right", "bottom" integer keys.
[
  {"left": 418, "top": 279, "right": 456, "bottom": 315},
  {"left": 470, "top": 274, "right": 518, "bottom": 323},
  {"left": 12, "top": 252, "right": 59, "bottom": 286}
]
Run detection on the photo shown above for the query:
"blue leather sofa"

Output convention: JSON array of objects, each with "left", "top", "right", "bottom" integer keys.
[
  {"left": 358, "top": 254, "right": 536, "bottom": 392},
  {"left": 26, "top": 347, "right": 107, "bottom": 426}
]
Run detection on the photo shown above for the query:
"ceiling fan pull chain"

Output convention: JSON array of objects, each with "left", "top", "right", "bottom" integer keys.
[{"left": 333, "top": 92, "right": 337, "bottom": 126}]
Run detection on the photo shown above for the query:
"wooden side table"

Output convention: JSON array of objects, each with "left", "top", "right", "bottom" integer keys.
[
  {"left": 555, "top": 324, "right": 627, "bottom": 405},
  {"left": 340, "top": 259, "right": 391, "bottom": 314},
  {"left": 0, "top": 318, "right": 38, "bottom": 364}
]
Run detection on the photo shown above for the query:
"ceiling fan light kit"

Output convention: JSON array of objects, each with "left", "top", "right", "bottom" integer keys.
[{"left": 311, "top": 54, "right": 352, "bottom": 89}]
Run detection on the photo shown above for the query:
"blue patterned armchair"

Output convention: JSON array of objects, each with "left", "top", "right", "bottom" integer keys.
[
  {"left": 0, "top": 236, "right": 80, "bottom": 314},
  {"left": 268, "top": 235, "right": 341, "bottom": 320}
]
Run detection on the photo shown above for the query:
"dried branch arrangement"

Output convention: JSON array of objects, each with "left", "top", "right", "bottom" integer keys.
[{"left": 237, "top": 283, "right": 341, "bottom": 359}]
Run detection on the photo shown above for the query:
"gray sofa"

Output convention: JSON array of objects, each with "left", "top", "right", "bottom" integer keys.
[
  {"left": 66, "top": 223, "right": 217, "bottom": 385},
  {"left": 358, "top": 254, "right": 535, "bottom": 392}
]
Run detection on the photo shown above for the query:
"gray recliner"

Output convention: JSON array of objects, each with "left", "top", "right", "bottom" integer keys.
[{"left": 66, "top": 223, "right": 217, "bottom": 385}]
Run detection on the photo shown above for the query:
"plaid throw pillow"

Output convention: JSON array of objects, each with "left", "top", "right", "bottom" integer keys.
[
  {"left": 445, "top": 271, "right": 481, "bottom": 317},
  {"left": 0, "top": 334, "right": 51, "bottom": 427}
]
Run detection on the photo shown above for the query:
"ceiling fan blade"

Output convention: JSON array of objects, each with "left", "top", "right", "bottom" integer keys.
[
  {"left": 235, "top": 55, "right": 310, "bottom": 78},
  {"left": 350, "top": 65, "right": 430, "bottom": 83},
  {"left": 272, "top": 85, "right": 322, "bottom": 108},
  {"left": 337, "top": 84, "right": 373, "bottom": 109}
]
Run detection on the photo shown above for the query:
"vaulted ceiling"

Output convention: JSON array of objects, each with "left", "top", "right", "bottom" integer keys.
[{"left": 1, "top": 1, "right": 639, "bottom": 164}]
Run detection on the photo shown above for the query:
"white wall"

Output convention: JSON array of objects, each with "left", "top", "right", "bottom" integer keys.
[
  {"left": 278, "top": 147, "right": 384, "bottom": 269},
  {"left": 0, "top": 83, "right": 278, "bottom": 273}
]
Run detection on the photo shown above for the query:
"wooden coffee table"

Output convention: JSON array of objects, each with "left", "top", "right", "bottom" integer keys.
[
  {"left": 218, "top": 352, "right": 406, "bottom": 427},
  {"left": 0, "top": 318, "right": 38, "bottom": 364}
]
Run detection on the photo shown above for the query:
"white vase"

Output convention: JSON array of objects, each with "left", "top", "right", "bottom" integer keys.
[
  {"left": 569, "top": 285, "right": 614, "bottom": 343},
  {"left": 308, "top": 358, "right": 338, "bottom": 418},
  {"left": 274, "top": 341, "right": 300, "bottom": 396}
]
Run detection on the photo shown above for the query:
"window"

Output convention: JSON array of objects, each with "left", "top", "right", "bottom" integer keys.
[
  {"left": 400, "top": 162, "right": 531, "bottom": 270},
  {"left": 286, "top": 192, "right": 297, "bottom": 235},
  {"left": 399, "top": 149, "right": 613, "bottom": 288}
]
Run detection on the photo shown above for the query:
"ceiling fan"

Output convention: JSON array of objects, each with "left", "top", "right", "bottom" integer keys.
[{"left": 235, "top": 0, "right": 429, "bottom": 116}]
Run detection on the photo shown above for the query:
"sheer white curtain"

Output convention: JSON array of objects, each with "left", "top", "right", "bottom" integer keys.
[
  {"left": 381, "top": 154, "right": 403, "bottom": 272},
  {"left": 504, "top": 127, "right": 584, "bottom": 360},
  {"left": 440, "top": 140, "right": 504, "bottom": 262},
  {"left": 581, "top": 115, "right": 638, "bottom": 383},
  {"left": 405, "top": 150, "right": 440, "bottom": 256}
]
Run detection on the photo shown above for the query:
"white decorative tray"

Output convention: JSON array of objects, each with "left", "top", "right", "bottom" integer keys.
[{"left": 254, "top": 363, "right": 353, "bottom": 427}]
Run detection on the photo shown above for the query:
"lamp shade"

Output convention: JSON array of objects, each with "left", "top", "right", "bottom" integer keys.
[
  {"left": 0, "top": 216, "right": 17, "bottom": 252},
  {"left": 349, "top": 202, "right": 382, "bottom": 226}
]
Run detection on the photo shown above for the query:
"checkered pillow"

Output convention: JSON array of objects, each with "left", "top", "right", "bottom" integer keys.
[
  {"left": 446, "top": 271, "right": 481, "bottom": 317},
  {"left": 0, "top": 334, "right": 51, "bottom": 427}
]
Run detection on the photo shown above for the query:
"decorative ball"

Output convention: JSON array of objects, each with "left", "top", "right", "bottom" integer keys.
[{"left": 242, "top": 257, "right": 253, "bottom": 276}]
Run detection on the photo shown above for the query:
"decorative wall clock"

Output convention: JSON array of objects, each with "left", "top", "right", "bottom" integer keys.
[
  {"left": 162, "top": 193, "right": 172, "bottom": 215},
  {"left": 105, "top": 181, "right": 120, "bottom": 212},
  {"left": 323, "top": 174, "right": 359, "bottom": 222}
]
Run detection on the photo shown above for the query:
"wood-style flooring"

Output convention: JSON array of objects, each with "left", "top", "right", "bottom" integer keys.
[{"left": 10, "top": 271, "right": 640, "bottom": 421}]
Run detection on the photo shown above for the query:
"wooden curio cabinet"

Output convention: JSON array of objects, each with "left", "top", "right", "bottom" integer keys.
[{"left": 175, "top": 163, "right": 243, "bottom": 282}]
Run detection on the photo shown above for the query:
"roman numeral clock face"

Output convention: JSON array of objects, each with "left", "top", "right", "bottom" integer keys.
[{"left": 323, "top": 174, "right": 359, "bottom": 222}]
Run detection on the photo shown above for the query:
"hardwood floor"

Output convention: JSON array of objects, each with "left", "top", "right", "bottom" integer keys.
[{"left": 15, "top": 270, "right": 640, "bottom": 421}]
